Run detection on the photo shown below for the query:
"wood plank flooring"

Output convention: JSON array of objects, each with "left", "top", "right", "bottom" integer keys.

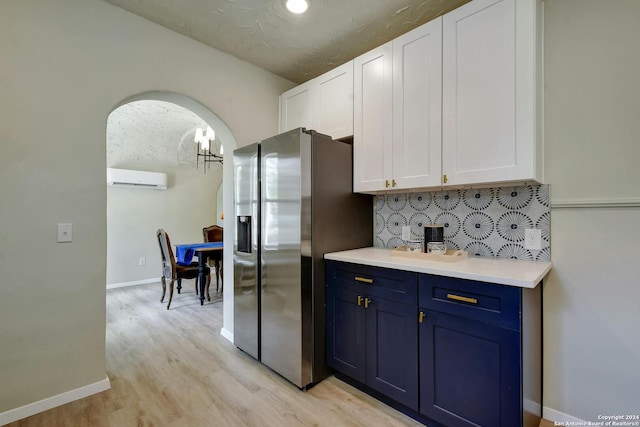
[
  {"left": 7, "top": 282, "right": 554, "bottom": 427},
  {"left": 7, "top": 283, "right": 421, "bottom": 427}
]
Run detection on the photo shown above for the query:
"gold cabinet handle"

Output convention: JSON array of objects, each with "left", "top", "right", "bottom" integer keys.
[
  {"left": 357, "top": 295, "right": 363, "bottom": 306},
  {"left": 443, "top": 174, "right": 448, "bottom": 184},
  {"left": 419, "top": 311, "right": 425, "bottom": 323},
  {"left": 364, "top": 298, "right": 371, "bottom": 309},
  {"left": 385, "top": 179, "right": 390, "bottom": 188},
  {"left": 354, "top": 276, "right": 373, "bottom": 284},
  {"left": 447, "top": 293, "right": 478, "bottom": 304},
  {"left": 392, "top": 179, "right": 397, "bottom": 187}
]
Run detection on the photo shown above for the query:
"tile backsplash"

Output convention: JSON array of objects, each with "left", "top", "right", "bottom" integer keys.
[{"left": 374, "top": 184, "right": 550, "bottom": 262}]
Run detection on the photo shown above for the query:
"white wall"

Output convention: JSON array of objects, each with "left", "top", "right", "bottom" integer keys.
[
  {"left": 544, "top": 0, "right": 640, "bottom": 421},
  {"left": 0, "top": 0, "right": 293, "bottom": 418}
]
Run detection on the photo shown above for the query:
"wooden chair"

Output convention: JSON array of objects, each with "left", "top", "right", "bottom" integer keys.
[
  {"left": 202, "top": 225, "right": 223, "bottom": 293},
  {"left": 156, "top": 228, "right": 210, "bottom": 309}
]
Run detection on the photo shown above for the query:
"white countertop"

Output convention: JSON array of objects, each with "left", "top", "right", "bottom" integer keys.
[{"left": 324, "top": 247, "right": 551, "bottom": 289}]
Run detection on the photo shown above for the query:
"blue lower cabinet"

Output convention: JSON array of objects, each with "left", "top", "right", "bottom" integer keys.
[
  {"left": 326, "top": 286, "right": 419, "bottom": 410},
  {"left": 326, "top": 261, "right": 541, "bottom": 427},
  {"left": 365, "top": 296, "right": 418, "bottom": 410},
  {"left": 326, "top": 287, "right": 366, "bottom": 383},
  {"left": 419, "top": 310, "right": 520, "bottom": 427}
]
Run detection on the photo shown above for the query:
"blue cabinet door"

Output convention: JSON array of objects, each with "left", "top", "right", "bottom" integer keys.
[
  {"left": 326, "top": 287, "right": 366, "bottom": 383},
  {"left": 365, "top": 297, "right": 419, "bottom": 411},
  {"left": 419, "top": 310, "right": 521, "bottom": 427}
]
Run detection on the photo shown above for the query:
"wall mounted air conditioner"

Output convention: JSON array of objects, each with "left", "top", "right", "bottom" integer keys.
[{"left": 107, "top": 168, "right": 168, "bottom": 190}]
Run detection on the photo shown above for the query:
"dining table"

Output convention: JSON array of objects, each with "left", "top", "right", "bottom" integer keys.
[{"left": 175, "top": 242, "right": 223, "bottom": 305}]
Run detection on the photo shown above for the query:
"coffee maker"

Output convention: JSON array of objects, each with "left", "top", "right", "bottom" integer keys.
[{"left": 423, "top": 225, "right": 444, "bottom": 253}]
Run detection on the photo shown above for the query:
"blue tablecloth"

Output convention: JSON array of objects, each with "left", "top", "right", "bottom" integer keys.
[{"left": 175, "top": 242, "right": 223, "bottom": 265}]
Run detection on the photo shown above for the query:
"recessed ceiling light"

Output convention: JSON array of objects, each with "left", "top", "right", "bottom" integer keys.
[{"left": 286, "top": 0, "right": 309, "bottom": 14}]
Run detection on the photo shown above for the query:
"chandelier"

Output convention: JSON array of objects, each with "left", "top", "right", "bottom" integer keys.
[{"left": 194, "top": 126, "right": 223, "bottom": 172}]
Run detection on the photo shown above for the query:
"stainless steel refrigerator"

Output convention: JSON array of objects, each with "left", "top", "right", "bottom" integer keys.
[{"left": 233, "top": 128, "right": 372, "bottom": 389}]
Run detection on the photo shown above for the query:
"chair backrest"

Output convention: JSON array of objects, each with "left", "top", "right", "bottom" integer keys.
[
  {"left": 203, "top": 225, "right": 223, "bottom": 243},
  {"left": 156, "top": 228, "right": 177, "bottom": 280}
]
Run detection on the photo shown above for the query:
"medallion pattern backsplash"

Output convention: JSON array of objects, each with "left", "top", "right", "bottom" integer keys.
[{"left": 374, "top": 184, "right": 550, "bottom": 262}]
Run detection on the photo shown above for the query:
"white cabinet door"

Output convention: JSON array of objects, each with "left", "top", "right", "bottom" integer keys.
[
  {"left": 392, "top": 18, "right": 443, "bottom": 189},
  {"left": 279, "top": 81, "right": 314, "bottom": 133},
  {"left": 442, "top": 0, "right": 541, "bottom": 186},
  {"left": 315, "top": 61, "right": 354, "bottom": 140},
  {"left": 353, "top": 42, "right": 393, "bottom": 193}
]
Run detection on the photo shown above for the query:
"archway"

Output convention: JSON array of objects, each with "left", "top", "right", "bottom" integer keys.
[{"left": 109, "top": 91, "right": 236, "bottom": 341}]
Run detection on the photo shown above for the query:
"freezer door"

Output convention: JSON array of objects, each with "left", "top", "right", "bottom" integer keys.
[
  {"left": 260, "top": 128, "right": 312, "bottom": 388},
  {"left": 233, "top": 143, "right": 260, "bottom": 360}
]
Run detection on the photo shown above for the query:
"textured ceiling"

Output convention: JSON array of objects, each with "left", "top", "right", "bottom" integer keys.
[
  {"left": 107, "top": 100, "right": 223, "bottom": 168},
  {"left": 104, "top": 1, "right": 473, "bottom": 159},
  {"left": 102, "top": 0, "right": 471, "bottom": 83}
]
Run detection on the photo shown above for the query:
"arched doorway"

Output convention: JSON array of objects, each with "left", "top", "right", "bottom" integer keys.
[{"left": 108, "top": 91, "right": 236, "bottom": 341}]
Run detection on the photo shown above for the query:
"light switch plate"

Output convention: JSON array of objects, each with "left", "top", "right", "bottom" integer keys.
[
  {"left": 524, "top": 228, "right": 542, "bottom": 250},
  {"left": 57, "top": 223, "right": 73, "bottom": 243},
  {"left": 401, "top": 226, "right": 411, "bottom": 241}
]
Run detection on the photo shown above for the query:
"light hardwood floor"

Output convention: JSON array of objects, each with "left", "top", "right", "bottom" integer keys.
[
  {"left": 8, "top": 283, "right": 422, "bottom": 426},
  {"left": 8, "top": 282, "right": 553, "bottom": 427}
]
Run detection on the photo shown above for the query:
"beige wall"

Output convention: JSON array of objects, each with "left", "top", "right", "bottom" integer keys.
[
  {"left": 544, "top": 0, "right": 640, "bottom": 420},
  {"left": 105, "top": 100, "right": 223, "bottom": 287},
  {"left": 0, "top": 0, "right": 292, "bottom": 417},
  {"left": 3, "top": 0, "right": 639, "bottom": 422},
  {"left": 106, "top": 167, "right": 221, "bottom": 286}
]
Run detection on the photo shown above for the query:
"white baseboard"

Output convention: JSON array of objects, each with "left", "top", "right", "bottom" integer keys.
[
  {"left": 220, "top": 327, "right": 234, "bottom": 344},
  {"left": 0, "top": 377, "right": 111, "bottom": 426},
  {"left": 543, "top": 406, "right": 586, "bottom": 424},
  {"left": 524, "top": 398, "right": 542, "bottom": 415},
  {"left": 107, "top": 278, "right": 158, "bottom": 289}
]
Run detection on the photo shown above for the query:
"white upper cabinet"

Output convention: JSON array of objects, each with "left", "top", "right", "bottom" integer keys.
[
  {"left": 315, "top": 61, "right": 354, "bottom": 140},
  {"left": 442, "top": 0, "right": 542, "bottom": 186},
  {"left": 353, "top": 19, "right": 442, "bottom": 193},
  {"left": 279, "top": 61, "right": 354, "bottom": 140},
  {"left": 279, "top": 81, "right": 313, "bottom": 133},
  {"left": 353, "top": 42, "right": 393, "bottom": 193},
  {"left": 284, "top": 0, "right": 542, "bottom": 193},
  {"left": 392, "top": 18, "right": 443, "bottom": 190}
]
